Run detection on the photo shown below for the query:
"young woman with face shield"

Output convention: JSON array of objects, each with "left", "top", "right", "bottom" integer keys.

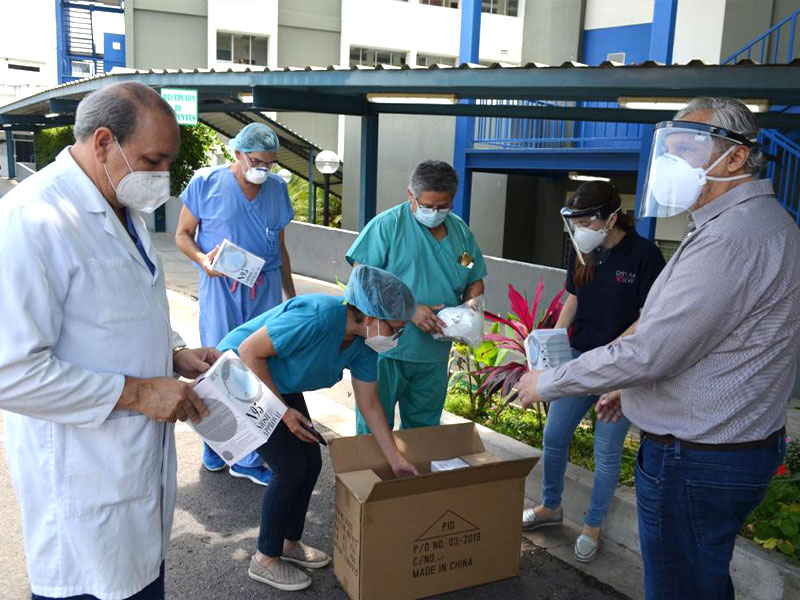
[{"left": 521, "top": 181, "right": 666, "bottom": 562}]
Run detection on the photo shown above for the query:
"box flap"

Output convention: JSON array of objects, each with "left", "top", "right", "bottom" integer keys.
[
  {"left": 336, "top": 470, "right": 382, "bottom": 503},
  {"left": 366, "top": 456, "right": 537, "bottom": 502},
  {"left": 330, "top": 422, "right": 485, "bottom": 474}
]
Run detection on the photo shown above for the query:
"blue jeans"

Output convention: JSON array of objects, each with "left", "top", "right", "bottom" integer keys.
[
  {"left": 32, "top": 563, "right": 164, "bottom": 600},
  {"left": 636, "top": 434, "right": 785, "bottom": 600}
]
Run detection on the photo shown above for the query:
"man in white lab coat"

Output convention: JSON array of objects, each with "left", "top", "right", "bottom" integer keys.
[{"left": 0, "top": 82, "right": 219, "bottom": 600}]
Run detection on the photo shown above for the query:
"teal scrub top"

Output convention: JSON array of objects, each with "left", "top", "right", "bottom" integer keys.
[
  {"left": 216, "top": 294, "right": 378, "bottom": 395},
  {"left": 346, "top": 202, "right": 487, "bottom": 364}
]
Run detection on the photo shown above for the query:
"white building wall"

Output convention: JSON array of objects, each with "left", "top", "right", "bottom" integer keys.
[
  {"left": 583, "top": 0, "right": 655, "bottom": 30},
  {"left": 207, "top": 0, "right": 279, "bottom": 70},
  {"left": 672, "top": 0, "right": 726, "bottom": 64}
]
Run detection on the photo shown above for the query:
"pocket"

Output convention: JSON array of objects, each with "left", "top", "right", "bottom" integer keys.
[
  {"left": 62, "top": 415, "right": 161, "bottom": 517},
  {"left": 89, "top": 258, "right": 152, "bottom": 324},
  {"left": 686, "top": 476, "right": 770, "bottom": 546}
]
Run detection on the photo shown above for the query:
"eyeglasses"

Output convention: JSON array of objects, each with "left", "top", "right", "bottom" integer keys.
[
  {"left": 246, "top": 154, "right": 277, "bottom": 170},
  {"left": 415, "top": 198, "right": 452, "bottom": 212},
  {"left": 386, "top": 322, "right": 405, "bottom": 340}
]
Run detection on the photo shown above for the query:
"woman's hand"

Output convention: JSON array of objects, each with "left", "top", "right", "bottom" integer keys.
[
  {"left": 389, "top": 454, "right": 419, "bottom": 478},
  {"left": 282, "top": 408, "right": 318, "bottom": 443}
]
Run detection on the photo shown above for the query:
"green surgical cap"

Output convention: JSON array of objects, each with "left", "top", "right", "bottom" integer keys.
[
  {"left": 344, "top": 265, "right": 416, "bottom": 321},
  {"left": 230, "top": 123, "right": 280, "bottom": 153}
]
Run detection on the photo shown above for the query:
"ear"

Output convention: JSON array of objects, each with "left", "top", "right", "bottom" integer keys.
[
  {"left": 407, "top": 188, "right": 414, "bottom": 204},
  {"left": 92, "top": 127, "right": 115, "bottom": 164},
  {"left": 726, "top": 145, "right": 750, "bottom": 174}
]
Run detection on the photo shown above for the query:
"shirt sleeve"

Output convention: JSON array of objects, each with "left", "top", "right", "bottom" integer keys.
[
  {"left": 348, "top": 344, "right": 378, "bottom": 383},
  {"left": 345, "top": 212, "right": 393, "bottom": 269},
  {"left": 0, "top": 204, "right": 124, "bottom": 428},
  {"left": 637, "top": 241, "right": 667, "bottom": 308},
  {"left": 537, "top": 233, "right": 751, "bottom": 399},
  {"left": 265, "top": 301, "right": 325, "bottom": 359},
  {"left": 179, "top": 171, "right": 204, "bottom": 220}
]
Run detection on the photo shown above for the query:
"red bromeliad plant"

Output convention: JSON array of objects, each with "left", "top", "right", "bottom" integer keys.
[{"left": 475, "top": 279, "right": 566, "bottom": 415}]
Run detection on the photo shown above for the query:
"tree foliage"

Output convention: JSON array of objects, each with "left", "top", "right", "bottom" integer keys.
[{"left": 34, "top": 126, "right": 75, "bottom": 168}]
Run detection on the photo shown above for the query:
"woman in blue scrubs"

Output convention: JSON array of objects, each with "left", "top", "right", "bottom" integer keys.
[
  {"left": 216, "top": 265, "right": 419, "bottom": 592},
  {"left": 176, "top": 123, "right": 296, "bottom": 482}
]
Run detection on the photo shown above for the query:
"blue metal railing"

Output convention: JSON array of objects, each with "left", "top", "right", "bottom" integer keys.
[
  {"left": 761, "top": 129, "right": 800, "bottom": 224},
  {"left": 722, "top": 7, "right": 800, "bottom": 65},
  {"left": 474, "top": 100, "right": 644, "bottom": 150}
]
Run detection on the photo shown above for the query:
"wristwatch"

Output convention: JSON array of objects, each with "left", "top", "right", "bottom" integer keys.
[{"left": 172, "top": 344, "right": 188, "bottom": 357}]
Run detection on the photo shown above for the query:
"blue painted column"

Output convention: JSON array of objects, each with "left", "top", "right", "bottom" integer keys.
[
  {"left": 649, "top": 0, "right": 679, "bottom": 64},
  {"left": 5, "top": 130, "right": 16, "bottom": 180},
  {"left": 634, "top": 125, "right": 656, "bottom": 239},
  {"left": 308, "top": 148, "right": 315, "bottom": 224},
  {"left": 358, "top": 112, "right": 379, "bottom": 230},
  {"left": 452, "top": 0, "right": 481, "bottom": 223}
]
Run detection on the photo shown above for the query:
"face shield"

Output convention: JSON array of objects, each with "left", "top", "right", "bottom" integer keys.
[
  {"left": 639, "top": 121, "right": 755, "bottom": 219},
  {"left": 561, "top": 204, "right": 619, "bottom": 266}
]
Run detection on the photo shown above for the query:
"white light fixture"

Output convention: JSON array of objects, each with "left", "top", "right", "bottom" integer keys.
[
  {"left": 44, "top": 112, "right": 60, "bottom": 118},
  {"left": 367, "top": 93, "right": 457, "bottom": 105},
  {"left": 277, "top": 168, "right": 292, "bottom": 184},
  {"left": 569, "top": 172, "right": 611, "bottom": 182},
  {"left": 618, "top": 97, "right": 768, "bottom": 113},
  {"left": 315, "top": 150, "right": 341, "bottom": 175},
  {"left": 238, "top": 93, "right": 254, "bottom": 104}
]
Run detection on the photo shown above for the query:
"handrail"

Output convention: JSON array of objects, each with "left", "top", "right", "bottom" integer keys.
[
  {"left": 721, "top": 7, "right": 800, "bottom": 64},
  {"left": 760, "top": 128, "right": 800, "bottom": 224}
]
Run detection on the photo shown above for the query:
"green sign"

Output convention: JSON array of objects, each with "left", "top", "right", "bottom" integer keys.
[{"left": 160, "top": 88, "right": 198, "bottom": 126}]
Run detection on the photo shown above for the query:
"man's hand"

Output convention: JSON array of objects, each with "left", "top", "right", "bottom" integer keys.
[
  {"left": 596, "top": 390, "right": 624, "bottom": 423},
  {"left": 174, "top": 347, "right": 221, "bottom": 379},
  {"left": 389, "top": 454, "right": 419, "bottom": 478},
  {"left": 517, "top": 370, "right": 544, "bottom": 408},
  {"left": 200, "top": 246, "right": 224, "bottom": 277},
  {"left": 282, "top": 408, "right": 318, "bottom": 443},
  {"left": 413, "top": 304, "right": 446, "bottom": 335},
  {"left": 120, "top": 377, "right": 210, "bottom": 423}
]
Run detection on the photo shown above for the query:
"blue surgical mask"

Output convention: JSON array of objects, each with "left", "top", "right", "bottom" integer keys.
[{"left": 413, "top": 199, "right": 449, "bottom": 228}]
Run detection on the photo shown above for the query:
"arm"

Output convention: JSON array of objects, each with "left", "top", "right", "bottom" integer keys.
[
  {"left": 279, "top": 229, "right": 296, "bottom": 299},
  {"left": 462, "top": 279, "right": 484, "bottom": 302},
  {"left": 554, "top": 292, "right": 577, "bottom": 330},
  {"left": 174, "top": 205, "right": 223, "bottom": 277},
  {"left": 238, "top": 327, "right": 318, "bottom": 444},
  {"left": 351, "top": 378, "right": 418, "bottom": 477}
]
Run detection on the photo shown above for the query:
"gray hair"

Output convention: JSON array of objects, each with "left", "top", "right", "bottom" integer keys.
[
  {"left": 74, "top": 82, "right": 177, "bottom": 144},
  {"left": 674, "top": 97, "right": 766, "bottom": 175},
  {"left": 408, "top": 160, "right": 459, "bottom": 199}
]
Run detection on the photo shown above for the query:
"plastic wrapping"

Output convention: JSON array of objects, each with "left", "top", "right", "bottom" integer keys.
[{"left": 432, "top": 296, "right": 485, "bottom": 347}]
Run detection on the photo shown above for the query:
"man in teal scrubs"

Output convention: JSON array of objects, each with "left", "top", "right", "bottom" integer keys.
[{"left": 346, "top": 160, "right": 486, "bottom": 434}]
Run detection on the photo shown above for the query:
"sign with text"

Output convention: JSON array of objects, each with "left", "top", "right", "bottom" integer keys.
[{"left": 160, "top": 87, "right": 198, "bottom": 126}]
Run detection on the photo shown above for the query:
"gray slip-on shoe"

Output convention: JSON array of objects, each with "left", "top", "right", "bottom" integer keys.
[
  {"left": 521, "top": 506, "right": 563, "bottom": 531},
  {"left": 282, "top": 542, "right": 331, "bottom": 569},
  {"left": 247, "top": 556, "right": 311, "bottom": 591},
  {"left": 574, "top": 533, "right": 600, "bottom": 563}
]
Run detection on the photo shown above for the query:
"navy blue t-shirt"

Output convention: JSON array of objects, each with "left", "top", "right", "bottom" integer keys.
[{"left": 565, "top": 229, "right": 665, "bottom": 352}]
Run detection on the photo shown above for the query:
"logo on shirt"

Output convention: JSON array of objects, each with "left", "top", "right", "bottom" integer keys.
[{"left": 616, "top": 270, "right": 636, "bottom": 285}]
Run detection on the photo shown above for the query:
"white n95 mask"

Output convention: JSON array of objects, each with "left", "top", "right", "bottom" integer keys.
[
  {"left": 104, "top": 138, "right": 171, "bottom": 213},
  {"left": 243, "top": 155, "right": 269, "bottom": 185},
  {"left": 365, "top": 321, "right": 399, "bottom": 354},
  {"left": 572, "top": 226, "right": 607, "bottom": 254}
]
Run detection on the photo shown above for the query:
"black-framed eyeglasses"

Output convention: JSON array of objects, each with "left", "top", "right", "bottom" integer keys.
[
  {"left": 387, "top": 323, "right": 405, "bottom": 340},
  {"left": 246, "top": 154, "right": 277, "bottom": 169}
]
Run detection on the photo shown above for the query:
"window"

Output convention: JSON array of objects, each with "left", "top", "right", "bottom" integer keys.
[
  {"left": 482, "top": 0, "right": 518, "bottom": 16},
  {"left": 417, "top": 53, "right": 457, "bottom": 67},
  {"left": 606, "top": 52, "right": 626, "bottom": 64},
  {"left": 420, "top": 0, "right": 459, "bottom": 7},
  {"left": 8, "top": 63, "right": 40, "bottom": 72},
  {"left": 216, "top": 31, "right": 269, "bottom": 66},
  {"left": 70, "top": 60, "right": 94, "bottom": 78},
  {"left": 349, "top": 46, "right": 407, "bottom": 67}
]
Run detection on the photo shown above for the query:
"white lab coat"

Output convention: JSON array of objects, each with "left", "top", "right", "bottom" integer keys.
[{"left": 0, "top": 148, "right": 182, "bottom": 599}]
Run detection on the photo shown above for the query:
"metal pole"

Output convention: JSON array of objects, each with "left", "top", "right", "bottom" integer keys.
[
  {"left": 323, "top": 173, "right": 331, "bottom": 226},
  {"left": 6, "top": 131, "right": 16, "bottom": 180},
  {"left": 307, "top": 149, "right": 314, "bottom": 223}
]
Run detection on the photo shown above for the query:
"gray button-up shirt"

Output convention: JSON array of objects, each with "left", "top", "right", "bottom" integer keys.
[{"left": 537, "top": 179, "right": 800, "bottom": 443}]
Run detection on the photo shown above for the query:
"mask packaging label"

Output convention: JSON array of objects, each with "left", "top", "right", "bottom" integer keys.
[
  {"left": 430, "top": 457, "right": 471, "bottom": 472},
  {"left": 524, "top": 329, "right": 572, "bottom": 371},
  {"left": 211, "top": 239, "right": 266, "bottom": 288}
]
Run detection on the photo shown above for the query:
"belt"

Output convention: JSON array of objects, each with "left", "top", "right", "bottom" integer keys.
[{"left": 641, "top": 427, "right": 785, "bottom": 451}]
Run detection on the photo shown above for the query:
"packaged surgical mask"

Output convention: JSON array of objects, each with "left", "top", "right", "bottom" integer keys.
[
  {"left": 432, "top": 296, "right": 485, "bottom": 347},
  {"left": 524, "top": 329, "right": 572, "bottom": 371},
  {"left": 211, "top": 239, "right": 265, "bottom": 288}
]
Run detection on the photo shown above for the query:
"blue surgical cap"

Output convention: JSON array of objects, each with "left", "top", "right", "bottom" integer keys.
[
  {"left": 344, "top": 265, "right": 416, "bottom": 321},
  {"left": 230, "top": 123, "right": 280, "bottom": 153}
]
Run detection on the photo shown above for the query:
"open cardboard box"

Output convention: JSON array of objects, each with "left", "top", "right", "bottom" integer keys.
[{"left": 330, "top": 422, "right": 538, "bottom": 599}]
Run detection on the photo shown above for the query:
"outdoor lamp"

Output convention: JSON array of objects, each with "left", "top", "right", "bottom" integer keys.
[
  {"left": 277, "top": 168, "right": 292, "bottom": 184},
  {"left": 314, "top": 150, "right": 340, "bottom": 226}
]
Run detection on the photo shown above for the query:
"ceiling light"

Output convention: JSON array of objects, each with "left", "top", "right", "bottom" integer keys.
[
  {"left": 618, "top": 97, "right": 768, "bottom": 113},
  {"left": 569, "top": 172, "right": 611, "bottom": 182},
  {"left": 367, "top": 93, "right": 457, "bottom": 105},
  {"left": 45, "top": 112, "right": 60, "bottom": 118},
  {"left": 238, "top": 93, "right": 254, "bottom": 104}
]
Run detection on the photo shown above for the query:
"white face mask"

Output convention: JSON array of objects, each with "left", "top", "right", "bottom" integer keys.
[
  {"left": 413, "top": 199, "right": 450, "bottom": 228},
  {"left": 650, "top": 145, "right": 751, "bottom": 213},
  {"left": 573, "top": 226, "right": 607, "bottom": 254},
  {"left": 364, "top": 320, "right": 399, "bottom": 354},
  {"left": 103, "top": 139, "right": 170, "bottom": 214},
  {"left": 242, "top": 154, "right": 269, "bottom": 185}
]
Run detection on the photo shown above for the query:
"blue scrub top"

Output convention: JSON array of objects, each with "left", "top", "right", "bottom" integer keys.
[
  {"left": 181, "top": 165, "right": 294, "bottom": 271},
  {"left": 216, "top": 294, "right": 378, "bottom": 395},
  {"left": 346, "top": 202, "right": 487, "bottom": 364}
]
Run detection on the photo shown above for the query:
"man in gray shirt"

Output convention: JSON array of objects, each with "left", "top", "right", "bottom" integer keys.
[{"left": 518, "top": 97, "right": 800, "bottom": 600}]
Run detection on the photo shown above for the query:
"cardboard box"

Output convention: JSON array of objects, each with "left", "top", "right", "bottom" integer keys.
[{"left": 331, "top": 423, "right": 537, "bottom": 599}]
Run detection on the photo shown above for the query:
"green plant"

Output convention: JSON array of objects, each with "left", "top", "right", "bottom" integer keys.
[
  {"left": 786, "top": 438, "right": 800, "bottom": 475},
  {"left": 170, "top": 123, "right": 226, "bottom": 196},
  {"left": 34, "top": 126, "right": 75, "bottom": 168},
  {"left": 742, "top": 475, "right": 800, "bottom": 560},
  {"left": 447, "top": 323, "right": 507, "bottom": 420}
]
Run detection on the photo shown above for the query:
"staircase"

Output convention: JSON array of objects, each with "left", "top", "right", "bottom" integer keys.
[{"left": 722, "top": 6, "right": 800, "bottom": 65}]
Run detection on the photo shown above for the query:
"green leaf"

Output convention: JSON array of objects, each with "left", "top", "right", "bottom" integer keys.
[
  {"left": 448, "top": 372, "right": 467, "bottom": 388},
  {"left": 780, "top": 520, "right": 798, "bottom": 537},
  {"left": 762, "top": 537, "right": 778, "bottom": 549},
  {"left": 776, "top": 540, "right": 795, "bottom": 556}
]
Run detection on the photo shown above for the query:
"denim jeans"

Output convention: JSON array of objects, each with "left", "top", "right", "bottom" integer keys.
[
  {"left": 635, "top": 434, "right": 785, "bottom": 600},
  {"left": 255, "top": 393, "right": 322, "bottom": 557},
  {"left": 541, "top": 350, "right": 631, "bottom": 528},
  {"left": 31, "top": 563, "right": 164, "bottom": 600}
]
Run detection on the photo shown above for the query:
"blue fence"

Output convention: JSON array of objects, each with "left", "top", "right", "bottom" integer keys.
[
  {"left": 722, "top": 7, "right": 800, "bottom": 65},
  {"left": 762, "top": 129, "right": 800, "bottom": 225}
]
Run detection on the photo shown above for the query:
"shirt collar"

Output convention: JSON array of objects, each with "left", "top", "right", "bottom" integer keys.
[
  {"left": 55, "top": 146, "right": 111, "bottom": 214},
  {"left": 689, "top": 178, "right": 775, "bottom": 231}
]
